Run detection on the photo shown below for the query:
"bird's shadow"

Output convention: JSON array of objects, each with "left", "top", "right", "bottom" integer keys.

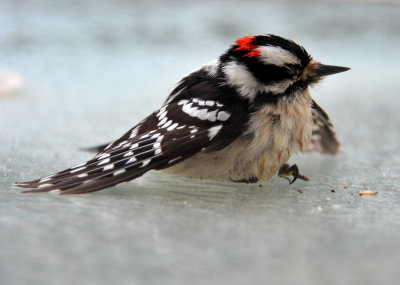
[{"left": 69, "top": 171, "right": 305, "bottom": 212}]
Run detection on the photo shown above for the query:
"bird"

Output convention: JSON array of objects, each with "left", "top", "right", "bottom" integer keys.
[{"left": 14, "top": 34, "right": 350, "bottom": 195}]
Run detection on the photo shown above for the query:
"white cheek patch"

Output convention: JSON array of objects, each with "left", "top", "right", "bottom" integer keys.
[
  {"left": 257, "top": 46, "right": 300, "bottom": 67},
  {"left": 222, "top": 60, "right": 260, "bottom": 100},
  {"left": 223, "top": 60, "right": 295, "bottom": 98}
]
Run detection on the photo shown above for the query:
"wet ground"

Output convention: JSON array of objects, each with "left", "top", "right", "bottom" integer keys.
[{"left": 1, "top": 0, "right": 400, "bottom": 284}]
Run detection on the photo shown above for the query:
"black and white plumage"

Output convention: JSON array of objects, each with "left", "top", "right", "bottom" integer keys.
[{"left": 15, "top": 34, "right": 349, "bottom": 194}]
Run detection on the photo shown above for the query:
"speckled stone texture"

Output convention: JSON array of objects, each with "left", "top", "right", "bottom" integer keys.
[{"left": 1, "top": 1, "right": 399, "bottom": 285}]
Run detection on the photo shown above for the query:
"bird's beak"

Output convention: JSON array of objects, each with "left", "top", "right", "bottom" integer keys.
[{"left": 314, "top": 63, "right": 350, "bottom": 77}]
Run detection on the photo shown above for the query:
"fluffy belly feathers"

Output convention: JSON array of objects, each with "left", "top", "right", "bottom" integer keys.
[{"left": 164, "top": 91, "right": 313, "bottom": 181}]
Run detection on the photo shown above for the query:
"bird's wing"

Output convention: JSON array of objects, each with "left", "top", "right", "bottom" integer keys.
[
  {"left": 305, "top": 100, "right": 340, "bottom": 154},
  {"left": 15, "top": 95, "right": 248, "bottom": 194}
]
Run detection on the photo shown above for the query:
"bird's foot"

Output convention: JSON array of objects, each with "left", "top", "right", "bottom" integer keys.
[
  {"left": 278, "top": 164, "right": 309, "bottom": 184},
  {"left": 232, "top": 177, "right": 259, "bottom": 184}
]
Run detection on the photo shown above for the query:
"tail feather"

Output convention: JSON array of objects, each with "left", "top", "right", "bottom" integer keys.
[
  {"left": 24, "top": 151, "right": 161, "bottom": 192},
  {"left": 15, "top": 137, "right": 159, "bottom": 189},
  {"left": 20, "top": 154, "right": 164, "bottom": 194},
  {"left": 14, "top": 132, "right": 165, "bottom": 194}
]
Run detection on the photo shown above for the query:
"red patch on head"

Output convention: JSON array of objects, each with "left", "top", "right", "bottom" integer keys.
[
  {"left": 245, "top": 49, "right": 261, "bottom": 57},
  {"left": 234, "top": 35, "right": 260, "bottom": 57}
]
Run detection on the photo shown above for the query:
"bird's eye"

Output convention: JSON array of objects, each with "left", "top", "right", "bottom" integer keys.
[{"left": 284, "top": 65, "right": 299, "bottom": 78}]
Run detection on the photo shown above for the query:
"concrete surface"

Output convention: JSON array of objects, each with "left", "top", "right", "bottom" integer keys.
[{"left": 1, "top": 1, "right": 399, "bottom": 284}]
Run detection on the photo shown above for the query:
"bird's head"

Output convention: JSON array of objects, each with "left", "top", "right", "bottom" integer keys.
[{"left": 221, "top": 34, "right": 350, "bottom": 103}]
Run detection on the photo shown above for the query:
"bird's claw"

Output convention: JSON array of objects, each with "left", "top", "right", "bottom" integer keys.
[{"left": 278, "top": 164, "right": 309, "bottom": 184}]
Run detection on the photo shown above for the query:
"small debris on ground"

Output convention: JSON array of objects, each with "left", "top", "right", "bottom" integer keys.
[
  {"left": 331, "top": 189, "right": 336, "bottom": 193},
  {"left": 258, "top": 184, "right": 263, "bottom": 188},
  {"left": 359, "top": 190, "right": 378, "bottom": 196},
  {"left": 342, "top": 181, "right": 348, "bottom": 186},
  {"left": 297, "top": 189, "right": 303, "bottom": 193}
]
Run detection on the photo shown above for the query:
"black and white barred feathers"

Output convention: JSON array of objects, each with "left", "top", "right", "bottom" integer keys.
[{"left": 15, "top": 34, "right": 346, "bottom": 194}]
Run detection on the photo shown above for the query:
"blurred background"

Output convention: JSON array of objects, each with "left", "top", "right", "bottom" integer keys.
[{"left": 1, "top": 0, "right": 400, "bottom": 284}]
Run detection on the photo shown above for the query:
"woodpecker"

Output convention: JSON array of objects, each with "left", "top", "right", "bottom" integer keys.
[{"left": 14, "top": 34, "right": 349, "bottom": 194}]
